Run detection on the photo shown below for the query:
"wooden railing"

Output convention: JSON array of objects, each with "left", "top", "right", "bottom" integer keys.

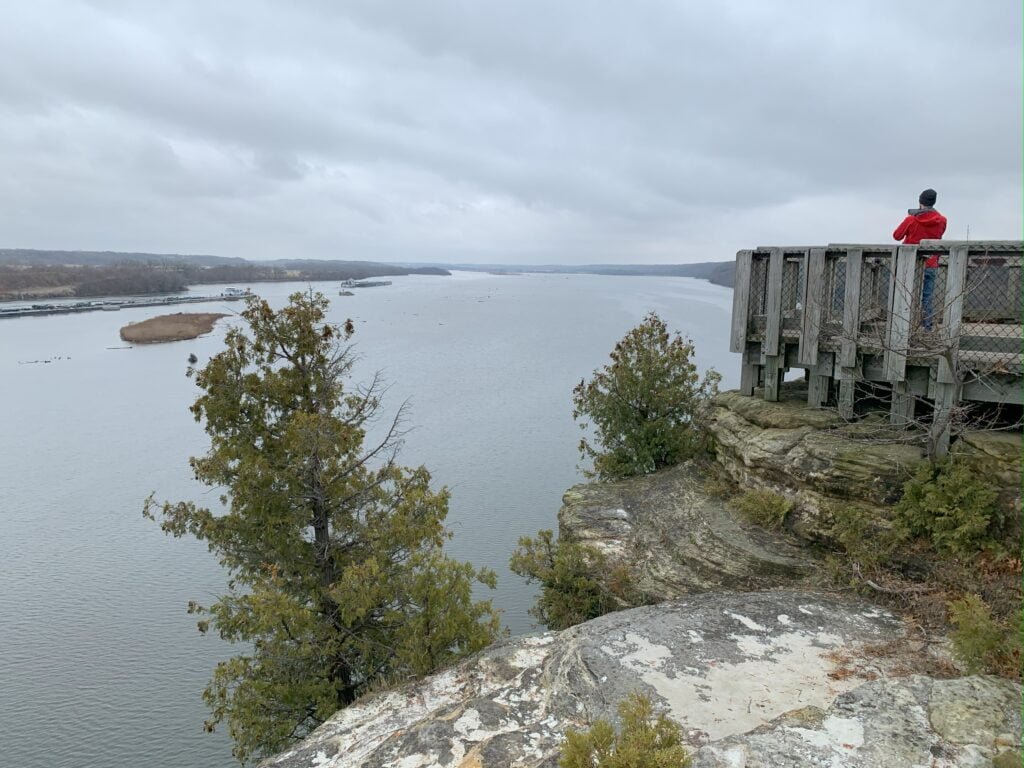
[{"left": 730, "top": 240, "right": 1023, "bottom": 452}]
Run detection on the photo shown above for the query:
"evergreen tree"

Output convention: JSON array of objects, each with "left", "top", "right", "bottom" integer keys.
[
  {"left": 146, "top": 291, "right": 500, "bottom": 763},
  {"left": 573, "top": 312, "right": 720, "bottom": 480}
]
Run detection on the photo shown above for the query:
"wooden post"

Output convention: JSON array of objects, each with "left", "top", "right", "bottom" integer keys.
[
  {"left": 885, "top": 245, "right": 916, "bottom": 382},
  {"left": 730, "top": 250, "right": 753, "bottom": 354},
  {"left": 762, "top": 248, "right": 785, "bottom": 402},
  {"left": 807, "top": 351, "right": 833, "bottom": 407},
  {"left": 890, "top": 380, "right": 915, "bottom": 426},
  {"left": 764, "top": 354, "right": 783, "bottom": 402},
  {"left": 930, "top": 381, "right": 958, "bottom": 457},
  {"left": 838, "top": 365, "right": 858, "bottom": 419},
  {"left": 840, "top": 248, "right": 863, "bottom": 368},
  {"left": 798, "top": 247, "right": 826, "bottom": 365},
  {"left": 938, "top": 244, "right": 968, "bottom": 385},
  {"left": 763, "top": 248, "right": 784, "bottom": 357},
  {"left": 739, "top": 343, "right": 759, "bottom": 396}
]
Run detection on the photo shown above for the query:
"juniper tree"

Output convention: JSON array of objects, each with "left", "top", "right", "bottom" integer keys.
[
  {"left": 146, "top": 291, "right": 500, "bottom": 763},
  {"left": 572, "top": 312, "right": 720, "bottom": 479}
]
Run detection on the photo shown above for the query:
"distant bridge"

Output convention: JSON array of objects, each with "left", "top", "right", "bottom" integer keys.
[{"left": 729, "top": 240, "right": 1023, "bottom": 455}]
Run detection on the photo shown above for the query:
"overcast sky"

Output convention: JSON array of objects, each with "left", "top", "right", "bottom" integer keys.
[{"left": 0, "top": 1, "right": 1020, "bottom": 264}]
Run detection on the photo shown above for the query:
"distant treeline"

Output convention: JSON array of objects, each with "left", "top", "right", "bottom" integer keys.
[
  {"left": 563, "top": 261, "right": 736, "bottom": 287},
  {"left": 0, "top": 264, "right": 188, "bottom": 299},
  {"left": 0, "top": 257, "right": 450, "bottom": 301},
  {"left": 417, "top": 260, "right": 737, "bottom": 287}
]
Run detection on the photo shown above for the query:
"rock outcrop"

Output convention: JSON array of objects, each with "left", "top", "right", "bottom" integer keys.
[
  {"left": 261, "top": 591, "right": 1021, "bottom": 768},
  {"left": 709, "top": 388, "right": 1023, "bottom": 542},
  {"left": 710, "top": 389, "right": 928, "bottom": 540},
  {"left": 558, "top": 463, "right": 815, "bottom": 599}
]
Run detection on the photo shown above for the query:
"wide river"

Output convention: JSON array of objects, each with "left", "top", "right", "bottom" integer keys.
[{"left": 1, "top": 271, "right": 735, "bottom": 767}]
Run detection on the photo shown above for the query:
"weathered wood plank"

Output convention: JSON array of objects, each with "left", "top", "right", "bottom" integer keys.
[
  {"left": 763, "top": 248, "right": 784, "bottom": 357},
  {"left": 962, "top": 376, "right": 1024, "bottom": 405},
  {"left": 885, "top": 245, "right": 916, "bottom": 382},
  {"left": 730, "top": 250, "right": 753, "bottom": 353},
  {"left": 840, "top": 248, "right": 863, "bottom": 367},
  {"left": 798, "top": 247, "right": 826, "bottom": 365},
  {"left": 938, "top": 244, "right": 968, "bottom": 384}
]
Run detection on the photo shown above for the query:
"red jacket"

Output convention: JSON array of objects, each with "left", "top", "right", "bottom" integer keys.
[{"left": 893, "top": 208, "right": 947, "bottom": 267}]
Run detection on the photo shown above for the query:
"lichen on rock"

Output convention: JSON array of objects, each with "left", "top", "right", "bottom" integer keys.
[{"left": 259, "top": 591, "right": 1020, "bottom": 768}]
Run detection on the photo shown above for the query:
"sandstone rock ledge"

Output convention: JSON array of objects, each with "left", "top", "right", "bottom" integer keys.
[
  {"left": 558, "top": 462, "right": 816, "bottom": 599},
  {"left": 709, "top": 388, "right": 1022, "bottom": 542},
  {"left": 260, "top": 591, "right": 1021, "bottom": 768}
]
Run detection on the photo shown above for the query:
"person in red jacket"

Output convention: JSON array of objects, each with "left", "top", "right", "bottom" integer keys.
[{"left": 893, "top": 188, "right": 947, "bottom": 329}]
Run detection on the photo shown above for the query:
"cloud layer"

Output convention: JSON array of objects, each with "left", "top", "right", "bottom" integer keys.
[{"left": 1, "top": 1, "right": 1020, "bottom": 262}]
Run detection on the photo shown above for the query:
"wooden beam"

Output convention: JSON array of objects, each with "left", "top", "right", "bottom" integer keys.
[
  {"left": 962, "top": 376, "right": 1024, "bottom": 405},
  {"left": 799, "top": 247, "right": 826, "bottom": 365},
  {"left": 840, "top": 248, "right": 863, "bottom": 367},
  {"left": 763, "top": 248, "right": 784, "bottom": 357},
  {"left": 730, "top": 250, "right": 753, "bottom": 354},
  {"left": 938, "top": 244, "right": 968, "bottom": 384}
]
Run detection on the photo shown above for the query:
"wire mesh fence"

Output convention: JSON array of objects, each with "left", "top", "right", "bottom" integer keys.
[
  {"left": 959, "top": 252, "right": 1023, "bottom": 370},
  {"left": 735, "top": 242, "right": 1023, "bottom": 382},
  {"left": 747, "top": 252, "right": 769, "bottom": 336},
  {"left": 823, "top": 253, "right": 846, "bottom": 331},
  {"left": 856, "top": 252, "right": 892, "bottom": 350},
  {"left": 908, "top": 255, "right": 948, "bottom": 349},
  {"left": 780, "top": 254, "right": 802, "bottom": 335}
]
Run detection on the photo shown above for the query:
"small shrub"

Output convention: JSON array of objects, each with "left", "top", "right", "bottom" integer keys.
[
  {"left": 948, "top": 594, "right": 1019, "bottom": 676},
  {"left": 730, "top": 489, "right": 793, "bottom": 530},
  {"left": 893, "top": 460, "right": 1004, "bottom": 557},
  {"left": 510, "top": 530, "right": 634, "bottom": 630},
  {"left": 560, "top": 692, "right": 690, "bottom": 768},
  {"left": 700, "top": 463, "right": 738, "bottom": 500},
  {"left": 827, "top": 502, "right": 896, "bottom": 567}
]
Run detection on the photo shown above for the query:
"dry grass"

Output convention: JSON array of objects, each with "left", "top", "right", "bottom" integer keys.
[{"left": 120, "top": 312, "right": 227, "bottom": 343}]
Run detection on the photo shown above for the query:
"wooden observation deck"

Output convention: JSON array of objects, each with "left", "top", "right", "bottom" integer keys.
[{"left": 729, "top": 241, "right": 1023, "bottom": 454}]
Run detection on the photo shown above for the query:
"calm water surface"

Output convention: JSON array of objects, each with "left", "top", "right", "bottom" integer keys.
[{"left": 0, "top": 272, "right": 735, "bottom": 767}]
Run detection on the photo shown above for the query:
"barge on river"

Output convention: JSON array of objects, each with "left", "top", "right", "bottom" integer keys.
[{"left": 0, "top": 290, "right": 254, "bottom": 319}]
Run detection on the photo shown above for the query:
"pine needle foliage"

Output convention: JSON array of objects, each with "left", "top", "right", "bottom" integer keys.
[
  {"left": 573, "top": 313, "right": 720, "bottom": 480},
  {"left": 893, "top": 458, "right": 1004, "bottom": 557},
  {"left": 145, "top": 291, "right": 500, "bottom": 764},
  {"left": 559, "top": 692, "right": 691, "bottom": 768},
  {"left": 509, "top": 530, "right": 634, "bottom": 630}
]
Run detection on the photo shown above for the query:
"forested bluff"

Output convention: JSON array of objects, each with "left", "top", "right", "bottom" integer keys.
[{"left": 0, "top": 248, "right": 734, "bottom": 301}]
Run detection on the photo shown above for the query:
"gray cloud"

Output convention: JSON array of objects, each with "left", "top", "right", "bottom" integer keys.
[{"left": 0, "top": 0, "right": 1019, "bottom": 262}]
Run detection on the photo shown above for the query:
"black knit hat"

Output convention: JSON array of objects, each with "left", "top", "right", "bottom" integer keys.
[{"left": 919, "top": 188, "right": 937, "bottom": 207}]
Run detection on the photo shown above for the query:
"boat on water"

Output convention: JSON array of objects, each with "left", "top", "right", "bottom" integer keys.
[{"left": 339, "top": 279, "right": 392, "bottom": 292}]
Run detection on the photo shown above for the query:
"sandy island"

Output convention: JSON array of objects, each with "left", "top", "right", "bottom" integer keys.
[{"left": 120, "top": 312, "right": 227, "bottom": 343}]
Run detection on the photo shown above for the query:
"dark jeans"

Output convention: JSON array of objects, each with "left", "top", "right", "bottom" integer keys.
[{"left": 921, "top": 267, "right": 936, "bottom": 330}]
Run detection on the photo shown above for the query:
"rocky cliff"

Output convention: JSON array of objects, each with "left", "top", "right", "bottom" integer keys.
[
  {"left": 262, "top": 389, "right": 1022, "bottom": 767},
  {"left": 262, "top": 591, "right": 1021, "bottom": 768}
]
